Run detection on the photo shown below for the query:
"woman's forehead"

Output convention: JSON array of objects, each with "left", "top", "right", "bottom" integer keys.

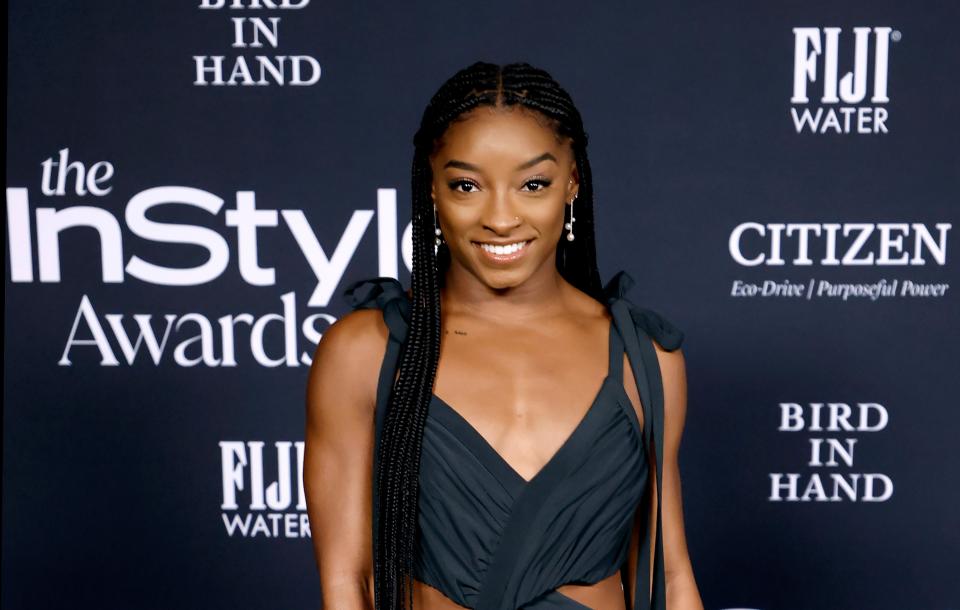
[{"left": 433, "top": 107, "right": 569, "bottom": 162}]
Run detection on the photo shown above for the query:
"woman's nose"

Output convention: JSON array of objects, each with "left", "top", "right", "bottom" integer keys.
[{"left": 480, "top": 190, "right": 523, "bottom": 233}]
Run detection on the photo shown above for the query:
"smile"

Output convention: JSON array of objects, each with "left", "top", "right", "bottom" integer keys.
[{"left": 472, "top": 239, "right": 532, "bottom": 264}]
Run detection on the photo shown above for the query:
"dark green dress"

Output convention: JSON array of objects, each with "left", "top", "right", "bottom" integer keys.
[{"left": 344, "top": 270, "right": 684, "bottom": 610}]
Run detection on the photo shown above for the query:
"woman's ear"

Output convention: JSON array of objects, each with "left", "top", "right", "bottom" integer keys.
[{"left": 567, "top": 162, "right": 580, "bottom": 203}]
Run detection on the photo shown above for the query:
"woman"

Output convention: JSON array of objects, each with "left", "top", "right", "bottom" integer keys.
[{"left": 305, "top": 62, "right": 703, "bottom": 610}]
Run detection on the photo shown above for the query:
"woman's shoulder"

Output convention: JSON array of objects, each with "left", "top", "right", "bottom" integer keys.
[
  {"left": 341, "top": 275, "right": 412, "bottom": 343},
  {"left": 309, "top": 276, "right": 406, "bottom": 375},
  {"left": 306, "top": 285, "right": 396, "bottom": 422},
  {"left": 312, "top": 310, "right": 387, "bottom": 385},
  {"left": 602, "top": 269, "right": 685, "bottom": 352}
]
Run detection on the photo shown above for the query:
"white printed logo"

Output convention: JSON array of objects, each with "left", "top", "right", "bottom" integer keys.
[
  {"left": 6, "top": 148, "right": 409, "bottom": 368},
  {"left": 725, "top": 222, "right": 952, "bottom": 302},
  {"left": 220, "top": 440, "right": 311, "bottom": 538},
  {"left": 770, "top": 402, "right": 893, "bottom": 502},
  {"left": 193, "top": 0, "right": 321, "bottom": 86},
  {"left": 790, "top": 27, "right": 898, "bottom": 134}
]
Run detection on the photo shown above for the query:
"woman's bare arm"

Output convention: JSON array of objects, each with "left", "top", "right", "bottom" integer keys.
[
  {"left": 623, "top": 345, "right": 704, "bottom": 610},
  {"left": 304, "top": 309, "right": 390, "bottom": 610},
  {"left": 655, "top": 346, "right": 704, "bottom": 609}
]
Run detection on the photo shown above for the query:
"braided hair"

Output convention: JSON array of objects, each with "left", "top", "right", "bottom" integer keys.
[{"left": 374, "top": 61, "right": 604, "bottom": 610}]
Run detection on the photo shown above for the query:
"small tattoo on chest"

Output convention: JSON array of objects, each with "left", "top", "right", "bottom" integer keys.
[{"left": 445, "top": 329, "right": 468, "bottom": 336}]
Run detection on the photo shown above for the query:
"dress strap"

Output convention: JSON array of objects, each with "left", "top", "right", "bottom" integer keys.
[
  {"left": 602, "top": 270, "right": 684, "bottom": 610},
  {"left": 608, "top": 314, "right": 626, "bottom": 384}
]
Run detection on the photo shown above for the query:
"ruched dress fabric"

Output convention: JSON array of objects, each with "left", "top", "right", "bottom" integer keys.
[{"left": 343, "top": 270, "right": 684, "bottom": 610}]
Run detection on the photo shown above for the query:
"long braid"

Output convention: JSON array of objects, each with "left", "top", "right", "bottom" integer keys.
[{"left": 373, "top": 61, "right": 604, "bottom": 610}]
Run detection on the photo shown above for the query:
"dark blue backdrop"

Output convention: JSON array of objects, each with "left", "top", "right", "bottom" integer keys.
[{"left": 5, "top": 1, "right": 958, "bottom": 609}]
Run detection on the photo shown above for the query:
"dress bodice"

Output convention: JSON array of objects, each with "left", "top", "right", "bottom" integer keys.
[{"left": 343, "top": 270, "right": 683, "bottom": 609}]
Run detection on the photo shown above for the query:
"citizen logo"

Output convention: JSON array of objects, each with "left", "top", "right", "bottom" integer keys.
[{"left": 729, "top": 222, "right": 950, "bottom": 267}]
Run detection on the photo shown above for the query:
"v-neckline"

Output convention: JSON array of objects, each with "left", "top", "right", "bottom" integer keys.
[
  {"left": 430, "top": 377, "right": 614, "bottom": 487},
  {"left": 428, "top": 314, "right": 618, "bottom": 487}
]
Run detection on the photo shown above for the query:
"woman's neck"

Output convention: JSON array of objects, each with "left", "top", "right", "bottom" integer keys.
[{"left": 439, "top": 263, "right": 572, "bottom": 324}]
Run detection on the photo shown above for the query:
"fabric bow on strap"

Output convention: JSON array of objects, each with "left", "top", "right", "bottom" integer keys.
[
  {"left": 342, "top": 276, "right": 411, "bottom": 343},
  {"left": 603, "top": 270, "right": 684, "bottom": 352}
]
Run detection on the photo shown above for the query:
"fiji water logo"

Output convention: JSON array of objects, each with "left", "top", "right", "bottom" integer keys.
[
  {"left": 220, "top": 441, "right": 311, "bottom": 539},
  {"left": 790, "top": 27, "right": 899, "bottom": 134}
]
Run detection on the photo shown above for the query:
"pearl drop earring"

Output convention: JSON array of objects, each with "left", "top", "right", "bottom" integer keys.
[
  {"left": 564, "top": 196, "right": 577, "bottom": 241},
  {"left": 434, "top": 205, "right": 443, "bottom": 246}
]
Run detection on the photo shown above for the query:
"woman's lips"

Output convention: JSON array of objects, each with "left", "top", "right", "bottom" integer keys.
[{"left": 471, "top": 239, "right": 532, "bottom": 264}]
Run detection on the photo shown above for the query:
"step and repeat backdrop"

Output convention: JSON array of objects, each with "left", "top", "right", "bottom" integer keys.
[{"left": 4, "top": 1, "right": 958, "bottom": 609}]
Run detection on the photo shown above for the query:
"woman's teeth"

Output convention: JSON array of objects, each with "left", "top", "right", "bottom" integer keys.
[{"left": 478, "top": 240, "right": 529, "bottom": 255}]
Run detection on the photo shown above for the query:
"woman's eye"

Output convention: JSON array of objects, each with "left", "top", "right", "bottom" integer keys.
[
  {"left": 522, "top": 178, "right": 552, "bottom": 192},
  {"left": 448, "top": 179, "right": 479, "bottom": 193}
]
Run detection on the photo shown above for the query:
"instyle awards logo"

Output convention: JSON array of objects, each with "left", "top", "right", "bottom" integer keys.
[
  {"left": 220, "top": 440, "right": 310, "bottom": 538},
  {"left": 791, "top": 26, "right": 898, "bottom": 134},
  {"left": 6, "top": 148, "right": 410, "bottom": 367}
]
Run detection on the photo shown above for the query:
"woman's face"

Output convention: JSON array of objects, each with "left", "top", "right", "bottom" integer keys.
[{"left": 429, "top": 106, "right": 579, "bottom": 290}]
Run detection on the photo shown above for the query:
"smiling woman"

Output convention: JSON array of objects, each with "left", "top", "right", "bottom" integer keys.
[
  {"left": 433, "top": 110, "right": 577, "bottom": 280},
  {"left": 304, "top": 62, "right": 704, "bottom": 610}
]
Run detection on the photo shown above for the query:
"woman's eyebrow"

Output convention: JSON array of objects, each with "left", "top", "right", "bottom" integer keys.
[
  {"left": 515, "top": 152, "right": 557, "bottom": 170},
  {"left": 443, "top": 152, "right": 558, "bottom": 172},
  {"left": 443, "top": 159, "right": 480, "bottom": 171}
]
